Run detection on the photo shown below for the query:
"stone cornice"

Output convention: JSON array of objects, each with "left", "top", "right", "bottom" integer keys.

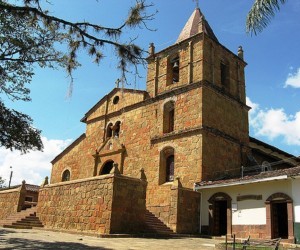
[
  {"left": 150, "top": 126, "right": 203, "bottom": 144},
  {"left": 98, "top": 148, "right": 125, "bottom": 157},
  {"left": 40, "top": 174, "right": 146, "bottom": 190},
  {"left": 86, "top": 80, "right": 250, "bottom": 125},
  {"left": 150, "top": 125, "right": 246, "bottom": 147},
  {"left": 51, "top": 133, "right": 86, "bottom": 165},
  {"left": 0, "top": 187, "right": 20, "bottom": 194}
]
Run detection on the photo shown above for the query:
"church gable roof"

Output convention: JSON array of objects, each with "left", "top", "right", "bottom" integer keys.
[
  {"left": 176, "top": 8, "right": 218, "bottom": 43},
  {"left": 81, "top": 88, "right": 147, "bottom": 123}
]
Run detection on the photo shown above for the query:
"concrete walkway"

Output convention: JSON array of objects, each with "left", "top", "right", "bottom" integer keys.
[{"left": 0, "top": 228, "right": 223, "bottom": 250}]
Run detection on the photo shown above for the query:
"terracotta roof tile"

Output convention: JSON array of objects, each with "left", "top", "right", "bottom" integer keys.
[{"left": 196, "top": 165, "right": 300, "bottom": 187}]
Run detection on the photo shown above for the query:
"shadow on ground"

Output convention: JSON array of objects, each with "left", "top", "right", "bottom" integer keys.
[
  {"left": 0, "top": 229, "right": 17, "bottom": 236},
  {"left": 0, "top": 229, "right": 112, "bottom": 250},
  {"left": 2, "top": 238, "right": 112, "bottom": 250}
]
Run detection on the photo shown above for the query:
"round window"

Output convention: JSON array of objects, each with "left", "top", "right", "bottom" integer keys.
[{"left": 113, "top": 96, "right": 119, "bottom": 104}]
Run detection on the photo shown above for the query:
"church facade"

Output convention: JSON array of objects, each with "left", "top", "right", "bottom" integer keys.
[{"left": 34, "top": 7, "right": 299, "bottom": 239}]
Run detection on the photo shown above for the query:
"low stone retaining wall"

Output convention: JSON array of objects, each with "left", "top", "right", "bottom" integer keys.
[
  {"left": 0, "top": 182, "right": 27, "bottom": 220},
  {"left": 37, "top": 174, "right": 147, "bottom": 235},
  {"left": 176, "top": 187, "right": 201, "bottom": 234},
  {"left": 147, "top": 179, "right": 201, "bottom": 234}
]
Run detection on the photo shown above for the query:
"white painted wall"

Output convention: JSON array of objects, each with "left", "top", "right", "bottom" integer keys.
[
  {"left": 199, "top": 178, "right": 292, "bottom": 227},
  {"left": 292, "top": 178, "right": 300, "bottom": 223}
]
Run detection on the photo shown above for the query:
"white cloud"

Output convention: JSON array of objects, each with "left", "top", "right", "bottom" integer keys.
[
  {"left": 285, "top": 68, "right": 300, "bottom": 88},
  {"left": 248, "top": 98, "right": 300, "bottom": 146},
  {"left": 0, "top": 137, "right": 71, "bottom": 187},
  {"left": 246, "top": 97, "right": 259, "bottom": 114}
]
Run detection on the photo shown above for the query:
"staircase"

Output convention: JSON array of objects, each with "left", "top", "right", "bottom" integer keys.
[
  {"left": 0, "top": 206, "right": 43, "bottom": 229},
  {"left": 144, "top": 209, "right": 174, "bottom": 235}
]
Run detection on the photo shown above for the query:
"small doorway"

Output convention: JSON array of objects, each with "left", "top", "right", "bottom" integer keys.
[
  {"left": 271, "top": 202, "right": 288, "bottom": 239},
  {"left": 208, "top": 192, "right": 232, "bottom": 237},
  {"left": 266, "top": 192, "right": 294, "bottom": 241},
  {"left": 214, "top": 200, "right": 227, "bottom": 236}
]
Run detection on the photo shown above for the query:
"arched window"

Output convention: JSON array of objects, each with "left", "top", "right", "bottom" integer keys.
[
  {"left": 171, "top": 57, "right": 179, "bottom": 83},
  {"left": 167, "top": 55, "right": 179, "bottom": 85},
  {"left": 113, "top": 121, "right": 121, "bottom": 138},
  {"left": 100, "top": 160, "right": 114, "bottom": 175},
  {"left": 106, "top": 123, "right": 113, "bottom": 139},
  {"left": 163, "top": 101, "right": 175, "bottom": 133},
  {"left": 166, "top": 155, "right": 174, "bottom": 182},
  {"left": 159, "top": 147, "right": 175, "bottom": 184},
  {"left": 62, "top": 169, "right": 70, "bottom": 182}
]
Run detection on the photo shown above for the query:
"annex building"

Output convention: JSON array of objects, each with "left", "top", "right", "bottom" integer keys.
[{"left": 1, "top": 6, "right": 300, "bottom": 243}]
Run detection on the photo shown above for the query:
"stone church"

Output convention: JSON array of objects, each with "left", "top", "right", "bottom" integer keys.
[{"left": 2, "top": 6, "right": 299, "bottom": 239}]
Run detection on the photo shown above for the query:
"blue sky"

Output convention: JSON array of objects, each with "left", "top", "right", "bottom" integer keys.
[{"left": 1, "top": 0, "right": 300, "bottom": 185}]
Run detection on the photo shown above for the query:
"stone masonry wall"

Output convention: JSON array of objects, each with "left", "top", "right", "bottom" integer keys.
[
  {"left": 202, "top": 35, "right": 246, "bottom": 103},
  {"left": 146, "top": 35, "right": 204, "bottom": 98},
  {"left": 176, "top": 187, "right": 201, "bottom": 234},
  {"left": 202, "top": 86, "right": 249, "bottom": 143},
  {"left": 202, "top": 132, "right": 243, "bottom": 180},
  {"left": 37, "top": 174, "right": 146, "bottom": 235},
  {"left": 0, "top": 188, "right": 21, "bottom": 219},
  {"left": 110, "top": 175, "right": 146, "bottom": 233}
]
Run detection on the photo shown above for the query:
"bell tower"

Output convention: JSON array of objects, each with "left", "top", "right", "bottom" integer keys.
[{"left": 147, "top": 7, "right": 250, "bottom": 180}]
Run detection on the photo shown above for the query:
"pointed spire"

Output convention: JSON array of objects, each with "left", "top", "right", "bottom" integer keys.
[{"left": 176, "top": 8, "right": 218, "bottom": 43}]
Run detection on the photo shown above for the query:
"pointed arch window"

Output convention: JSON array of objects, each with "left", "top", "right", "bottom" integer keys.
[{"left": 62, "top": 169, "right": 70, "bottom": 182}]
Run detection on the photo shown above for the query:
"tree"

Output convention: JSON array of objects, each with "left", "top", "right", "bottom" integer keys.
[
  {"left": 0, "top": 0, "right": 155, "bottom": 153},
  {"left": 247, "top": 0, "right": 287, "bottom": 35},
  {"left": 0, "top": 176, "right": 5, "bottom": 188}
]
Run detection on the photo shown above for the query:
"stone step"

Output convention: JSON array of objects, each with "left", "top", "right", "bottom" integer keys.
[
  {"left": 3, "top": 224, "right": 32, "bottom": 229},
  {"left": 21, "top": 217, "right": 40, "bottom": 221},
  {"left": 0, "top": 206, "right": 43, "bottom": 230},
  {"left": 12, "top": 222, "right": 44, "bottom": 228},
  {"left": 144, "top": 209, "right": 174, "bottom": 235},
  {"left": 18, "top": 219, "right": 43, "bottom": 224}
]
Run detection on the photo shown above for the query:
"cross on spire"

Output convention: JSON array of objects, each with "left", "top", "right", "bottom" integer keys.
[{"left": 193, "top": 0, "right": 199, "bottom": 8}]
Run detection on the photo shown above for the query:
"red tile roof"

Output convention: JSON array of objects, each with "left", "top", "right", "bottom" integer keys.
[{"left": 196, "top": 165, "right": 300, "bottom": 188}]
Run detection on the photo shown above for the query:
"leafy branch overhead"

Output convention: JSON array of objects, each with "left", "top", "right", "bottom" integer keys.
[
  {"left": 247, "top": 0, "right": 287, "bottom": 35},
  {"left": 0, "top": 101, "right": 42, "bottom": 152},
  {"left": 0, "top": 0, "right": 155, "bottom": 152}
]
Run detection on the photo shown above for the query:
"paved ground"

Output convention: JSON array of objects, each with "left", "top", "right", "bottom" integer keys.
[{"left": 0, "top": 228, "right": 223, "bottom": 250}]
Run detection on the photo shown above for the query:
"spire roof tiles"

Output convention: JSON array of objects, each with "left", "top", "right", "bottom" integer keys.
[{"left": 176, "top": 8, "right": 218, "bottom": 43}]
